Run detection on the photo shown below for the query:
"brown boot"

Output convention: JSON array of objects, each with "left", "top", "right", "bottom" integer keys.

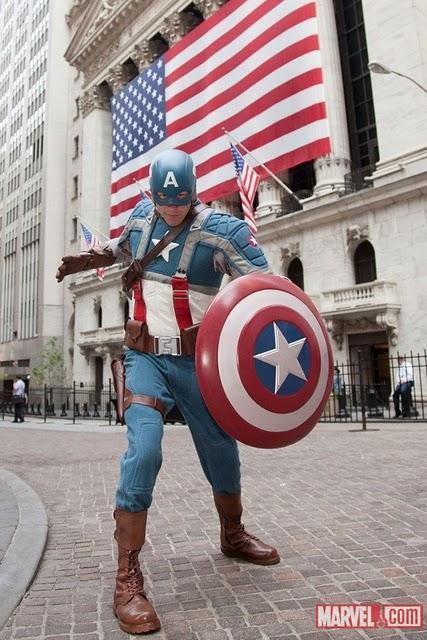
[
  {"left": 113, "top": 509, "right": 161, "bottom": 634},
  {"left": 213, "top": 492, "right": 280, "bottom": 566}
]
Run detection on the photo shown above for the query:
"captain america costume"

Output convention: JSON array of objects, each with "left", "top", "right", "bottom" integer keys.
[
  {"left": 56, "top": 149, "right": 280, "bottom": 634},
  {"left": 113, "top": 196, "right": 270, "bottom": 512}
]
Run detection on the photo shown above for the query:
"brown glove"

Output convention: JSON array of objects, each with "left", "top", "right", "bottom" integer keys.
[{"left": 56, "top": 247, "right": 116, "bottom": 282}]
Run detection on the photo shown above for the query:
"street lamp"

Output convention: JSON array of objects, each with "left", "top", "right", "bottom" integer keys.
[{"left": 368, "top": 61, "right": 427, "bottom": 94}]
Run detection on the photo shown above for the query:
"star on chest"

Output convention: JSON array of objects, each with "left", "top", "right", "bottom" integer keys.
[{"left": 151, "top": 238, "right": 179, "bottom": 262}]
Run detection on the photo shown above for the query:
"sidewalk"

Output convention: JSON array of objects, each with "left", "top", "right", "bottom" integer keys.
[
  {"left": 0, "top": 469, "right": 48, "bottom": 631},
  {"left": 0, "top": 418, "right": 426, "bottom": 640}
]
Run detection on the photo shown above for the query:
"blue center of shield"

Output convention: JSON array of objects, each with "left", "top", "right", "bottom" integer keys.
[{"left": 253, "top": 321, "right": 311, "bottom": 395}]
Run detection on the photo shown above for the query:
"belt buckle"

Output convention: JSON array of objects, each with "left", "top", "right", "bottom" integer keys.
[{"left": 154, "top": 335, "right": 181, "bottom": 356}]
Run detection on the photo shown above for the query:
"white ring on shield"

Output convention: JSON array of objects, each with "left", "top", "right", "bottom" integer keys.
[{"left": 217, "top": 289, "right": 329, "bottom": 432}]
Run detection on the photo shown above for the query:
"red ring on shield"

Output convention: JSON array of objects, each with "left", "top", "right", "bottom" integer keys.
[
  {"left": 237, "top": 306, "right": 321, "bottom": 413},
  {"left": 195, "top": 273, "right": 333, "bottom": 448}
]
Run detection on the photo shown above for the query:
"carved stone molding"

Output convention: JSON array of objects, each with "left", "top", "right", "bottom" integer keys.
[
  {"left": 132, "top": 40, "right": 156, "bottom": 72},
  {"left": 85, "top": 40, "right": 121, "bottom": 84},
  {"left": 256, "top": 178, "right": 282, "bottom": 215},
  {"left": 376, "top": 310, "right": 399, "bottom": 346},
  {"left": 346, "top": 223, "right": 369, "bottom": 248},
  {"left": 79, "top": 86, "right": 111, "bottom": 118},
  {"left": 160, "top": 12, "right": 188, "bottom": 46},
  {"left": 281, "top": 242, "right": 300, "bottom": 270},
  {"left": 313, "top": 154, "right": 351, "bottom": 196},
  {"left": 105, "top": 63, "right": 135, "bottom": 94},
  {"left": 314, "top": 154, "right": 350, "bottom": 172},
  {"left": 325, "top": 318, "right": 345, "bottom": 351},
  {"left": 193, "top": 0, "right": 227, "bottom": 18},
  {"left": 85, "top": 0, "right": 122, "bottom": 43}
]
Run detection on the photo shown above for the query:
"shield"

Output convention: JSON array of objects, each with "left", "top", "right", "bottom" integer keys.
[{"left": 195, "top": 273, "right": 333, "bottom": 448}]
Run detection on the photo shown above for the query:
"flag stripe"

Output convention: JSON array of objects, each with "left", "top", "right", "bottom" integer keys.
[
  {"left": 111, "top": 78, "right": 324, "bottom": 206},
  {"left": 110, "top": 0, "right": 331, "bottom": 236},
  {"left": 166, "top": 3, "right": 315, "bottom": 109},
  {"left": 110, "top": 114, "right": 329, "bottom": 226}
]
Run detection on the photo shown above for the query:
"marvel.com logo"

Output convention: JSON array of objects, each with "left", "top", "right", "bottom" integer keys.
[{"left": 315, "top": 603, "right": 424, "bottom": 629}]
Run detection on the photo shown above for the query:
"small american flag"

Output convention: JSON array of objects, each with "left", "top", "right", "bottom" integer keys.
[
  {"left": 110, "top": 0, "right": 330, "bottom": 238},
  {"left": 80, "top": 223, "right": 105, "bottom": 282},
  {"left": 229, "top": 142, "right": 260, "bottom": 235}
]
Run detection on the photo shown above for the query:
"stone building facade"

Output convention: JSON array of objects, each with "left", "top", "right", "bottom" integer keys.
[{"left": 63, "top": 0, "right": 427, "bottom": 398}]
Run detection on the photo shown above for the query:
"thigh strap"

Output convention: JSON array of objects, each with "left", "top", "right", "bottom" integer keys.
[{"left": 123, "top": 388, "right": 167, "bottom": 420}]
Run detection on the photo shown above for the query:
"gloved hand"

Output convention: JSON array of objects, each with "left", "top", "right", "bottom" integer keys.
[{"left": 56, "top": 248, "right": 116, "bottom": 282}]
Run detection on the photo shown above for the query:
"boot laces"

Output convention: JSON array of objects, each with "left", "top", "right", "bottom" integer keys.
[{"left": 126, "top": 550, "right": 145, "bottom": 597}]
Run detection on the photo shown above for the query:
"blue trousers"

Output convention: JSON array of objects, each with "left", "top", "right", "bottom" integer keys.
[{"left": 116, "top": 349, "right": 241, "bottom": 512}]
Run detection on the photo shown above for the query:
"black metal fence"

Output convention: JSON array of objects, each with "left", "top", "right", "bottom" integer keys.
[
  {"left": 2, "top": 352, "right": 426, "bottom": 426},
  {"left": 0, "top": 381, "right": 118, "bottom": 424},
  {"left": 322, "top": 352, "right": 427, "bottom": 424},
  {"left": 0, "top": 380, "right": 186, "bottom": 425}
]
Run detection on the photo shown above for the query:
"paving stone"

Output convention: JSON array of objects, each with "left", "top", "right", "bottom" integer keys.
[{"left": 1, "top": 421, "right": 426, "bottom": 639}]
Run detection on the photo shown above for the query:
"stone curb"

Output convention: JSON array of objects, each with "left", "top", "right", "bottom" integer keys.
[{"left": 0, "top": 469, "right": 48, "bottom": 630}]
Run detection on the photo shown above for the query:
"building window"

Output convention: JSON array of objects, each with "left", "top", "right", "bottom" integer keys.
[
  {"left": 73, "top": 135, "right": 79, "bottom": 159},
  {"left": 287, "top": 258, "right": 304, "bottom": 290},
  {"left": 334, "top": 0, "right": 379, "bottom": 171},
  {"left": 97, "top": 306, "right": 102, "bottom": 328},
  {"left": 288, "top": 161, "right": 315, "bottom": 198},
  {"left": 354, "top": 240, "right": 377, "bottom": 284},
  {"left": 72, "top": 175, "right": 78, "bottom": 199},
  {"left": 72, "top": 217, "right": 78, "bottom": 242}
]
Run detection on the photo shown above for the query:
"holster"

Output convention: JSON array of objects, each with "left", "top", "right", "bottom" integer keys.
[{"left": 111, "top": 358, "right": 126, "bottom": 424}]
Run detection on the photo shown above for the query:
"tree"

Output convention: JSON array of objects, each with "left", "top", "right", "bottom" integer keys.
[{"left": 31, "top": 337, "right": 67, "bottom": 386}]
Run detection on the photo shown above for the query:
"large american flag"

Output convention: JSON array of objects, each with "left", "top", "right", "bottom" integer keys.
[
  {"left": 229, "top": 143, "right": 260, "bottom": 235},
  {"left": 110, "top": 0, "right": 330, "bottom": 238}
]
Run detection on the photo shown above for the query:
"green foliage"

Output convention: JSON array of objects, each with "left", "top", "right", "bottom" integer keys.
[{"left": 31, "top": 337, "right": 67, "bottom": 386}]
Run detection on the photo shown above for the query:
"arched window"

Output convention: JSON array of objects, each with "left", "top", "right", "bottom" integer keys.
[
  {"left": 354, "top": 240, "right": 377, "bottom": 284},
  {"left": 97, "top": 306, "right": 102, "bottom": 328},
  {"left": 287, "top": 257, "right": 304, "bottom": 290}
]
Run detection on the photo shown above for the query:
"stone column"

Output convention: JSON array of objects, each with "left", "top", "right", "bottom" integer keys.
[
  {"left": 256, "top": 178, "right": 283, "bottom": 218},
  {"left": 160, "top": 12, "right": 188, "bottom": 46},
  {"left": 313, "top": 0, "right": 351, "bottom": 196},
  {"left": 193, "top": 0, "right": 227, "bottom": 18},
  {"left": 132, "top": 40, "right": 156, "bottom": 72},
  {"left": 78, "top": 86, "right": 112, "bottom": 240}
]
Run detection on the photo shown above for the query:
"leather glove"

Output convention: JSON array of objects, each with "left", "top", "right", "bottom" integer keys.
[{"left": 56, "top": 248, "right": 116, "bottom": 282}]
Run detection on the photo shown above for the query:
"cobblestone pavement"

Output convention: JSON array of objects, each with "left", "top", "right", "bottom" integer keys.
[{"left": 0, "top": 420, "right": 426, "bottom": 640}]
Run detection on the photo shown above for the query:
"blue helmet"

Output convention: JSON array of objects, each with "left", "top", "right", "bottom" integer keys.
[{"left": 149, "top": 149, "right": 197, "bottom": 206}]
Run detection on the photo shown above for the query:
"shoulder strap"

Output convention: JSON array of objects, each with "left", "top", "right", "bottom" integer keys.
[{"left": 121, "top": 207, "right": 198, "bottom": 292}]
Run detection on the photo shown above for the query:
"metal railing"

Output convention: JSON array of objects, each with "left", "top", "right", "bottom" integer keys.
[
  {"left": 322, "top": 351, "right": 427, "bottom": 424},
  {"left": 0, "top": 380, "right": 186, "bottom": 426}
]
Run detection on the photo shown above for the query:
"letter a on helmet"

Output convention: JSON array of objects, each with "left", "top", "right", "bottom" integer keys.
[
  {"left": 150, "top": 149, "right": 196, "bottom": 206},
  {"left": 195, "top": 274, "right": 333, "bottom": 448}
]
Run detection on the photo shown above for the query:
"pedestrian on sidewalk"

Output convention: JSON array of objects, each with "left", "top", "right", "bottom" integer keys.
[
  {"left": 12, "top": 375, "right": 26, "bottom": 423},
  {"left": 393, "top": 355, "right": 414, "bottom": 418},
  {"left": 56, "top": 149, "right": 280, "bottom": 635}
]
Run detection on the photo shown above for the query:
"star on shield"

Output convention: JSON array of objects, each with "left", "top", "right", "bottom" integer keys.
[{"left": 254, "top": 322, "right": 307, "bottom": 394}]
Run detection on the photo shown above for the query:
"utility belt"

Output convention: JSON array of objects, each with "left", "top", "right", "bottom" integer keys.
[{"left": 124, "top": 318, "right": 199, "bottom": 356}]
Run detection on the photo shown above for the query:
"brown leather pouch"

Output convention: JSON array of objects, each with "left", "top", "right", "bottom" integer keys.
[
  {"left": 124, "top": 319, "right": 149, "bottom": 351},
  {"left": 111, "top": 358, "right": 126, "bottom": 424},
  {"left": 180, "top": 324, "right": 200, "bottom": 355}
]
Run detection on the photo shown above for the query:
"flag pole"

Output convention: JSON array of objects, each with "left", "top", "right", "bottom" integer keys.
[
  {"left": 223, "top": 128, "right": 301, "bottom": 204},
  {"left": 133, "top": 177, "right": 152, "bottom": 201},
  {"left": 78, "top": 218, "right": 110, "bottom": 243}
]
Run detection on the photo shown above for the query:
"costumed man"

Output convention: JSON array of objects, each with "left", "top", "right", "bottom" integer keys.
[{"left": 56, "top": 149, "right": 280, "bottom": 635}]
